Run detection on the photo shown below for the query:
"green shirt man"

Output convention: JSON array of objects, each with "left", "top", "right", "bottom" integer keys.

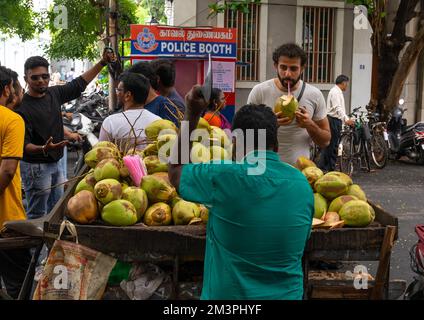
[
  {"left": 179, "top": 150, "right": 313, "bottom": 299},
  {"left": 169, "top": 87, "right": 314, "bottom": 300}
]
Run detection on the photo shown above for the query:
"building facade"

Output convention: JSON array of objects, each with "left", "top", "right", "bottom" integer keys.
[
  {"left": 174, "top": 0, "right": 361, "bottom": 113},
  {"left": 173, "top": 0, "right": 424, "bottom": 123}
]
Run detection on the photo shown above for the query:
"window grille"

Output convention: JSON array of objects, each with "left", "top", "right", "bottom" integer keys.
[
  {"left": 302, "top": 6, "right": 336, "bottom": 83},
  {"left": 225, "top": 3, "right": 260, "bottom": 81}
]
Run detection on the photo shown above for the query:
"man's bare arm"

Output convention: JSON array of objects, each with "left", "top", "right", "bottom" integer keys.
[
  {"left": 0, "top": 159, "right": 19, "bottom": 195},
  {"left": 80, "top": 49, "right": 117, "bottom": 84},
  {"left": 25, "top": 137, "right": 68, "bottom": 155},
  {"left": 306, "top": 118, "right": 331, "bottom": 148},
  {"left": 169, "top": 86, "right": 208, "bottom": 193},
  {"left": 295, "top": 107, "right": 331, "bottom": 148}
]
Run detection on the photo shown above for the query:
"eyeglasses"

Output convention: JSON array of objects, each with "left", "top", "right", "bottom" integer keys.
[
  {"left": 30, "top": 74, "right": 50, "bottom": 81},
  {"left": 115, "top": 87, "right": 124, "bottom": 93}
]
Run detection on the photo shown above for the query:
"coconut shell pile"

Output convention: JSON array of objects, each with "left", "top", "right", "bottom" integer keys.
[
  {"left": 66, "top": 119, "right": 231, "bottom": 227},
  {"left": 295, "top": 157, "right": 375, "bottom": 229}
]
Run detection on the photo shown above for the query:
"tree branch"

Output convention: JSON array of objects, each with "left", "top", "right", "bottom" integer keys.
[
  {"left": 406, "top": 11, "right": 420, "bottom": 21},
  {"left": 391, "top": 0, "right": 419, "bottom": 43},
  {"left": 384, "top": 26, "right": 424, "bottom": 117},
  {"left": 89, "top": 0, "right": 105, "bottom": 8}
]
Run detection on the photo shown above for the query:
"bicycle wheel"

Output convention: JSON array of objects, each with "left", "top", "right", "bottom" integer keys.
[
  {"left": 362, "top": 140, "right": 371, "bottom": 172},
  {"left": 370, "top": 134, "right": 388, "bottom": 168},
  {"left": 309, "top": 142, "right": 316, "bottom": 161},
  {"left": 310, "top": 143, "right": 321, "bottom": 163},
  {"left": 339, "top": 134, "right": 354, "bottom": 176}
]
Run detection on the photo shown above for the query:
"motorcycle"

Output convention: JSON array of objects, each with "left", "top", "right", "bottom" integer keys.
[
  {"left": 404, "top": 225, "right": 424, "bottom": 300},
  {"left": 386, "top": 99, "right": 424, "bottom": 164},
  {"left": 70, "top": 91, "right": 109, "bottom": 133},
  {"left": 63, "top": 112, "right": 99, "bottom": 176}
]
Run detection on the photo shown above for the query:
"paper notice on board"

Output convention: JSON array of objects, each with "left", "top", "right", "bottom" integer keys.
[{"left": 204, "top": 61, "right": 235, "bottom": 93}]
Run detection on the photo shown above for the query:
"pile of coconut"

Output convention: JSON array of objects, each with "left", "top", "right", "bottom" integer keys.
[
  {"left": 295, "top": 157, "right": 375, "bottom": 229},
  {"left": 66, "top": 119, "right": 231, "bottom": 227}
]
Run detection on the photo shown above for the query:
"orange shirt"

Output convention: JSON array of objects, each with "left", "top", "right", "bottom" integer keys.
[{"left": 0, "top": 105, "right": 26, "bottom": 228}]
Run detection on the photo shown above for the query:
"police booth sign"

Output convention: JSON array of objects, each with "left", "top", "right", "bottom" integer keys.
[
  {"left": 131, "top": 25, "right": 237, "bottom": 59},
  {"left": 130, "top": 25, "right": 238, "bottom": 124}
]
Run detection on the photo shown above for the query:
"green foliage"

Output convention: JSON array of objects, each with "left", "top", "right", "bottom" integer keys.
[
  {"left": 346, "top": 0, "right": 374, "bottom": 8},
  {"left": 345, "top": 0, "right": 386, "bottom": 18},
  {"left": 208, "top": 0, "right": 262, "bottom": 18},
  {"left": 46, "top": 0, "right": 139, "bottom": 60},
  {"left": 45, "top": 0, "right": 100, "bottom": 60},
  {"left": 135, "top": 6, "right": 150, "bottom": 24},
  {"left": 140, "top": 0, "right": 167, "bottom": 24},
  {"left": 0, "top": 0, "right": 41, "bottom": 41},
  {"left": 118, "top": 0, "right": 140, "bottom": 38},
  {"left": 98, "top": 66, "right": 110, "bottom": 92}
]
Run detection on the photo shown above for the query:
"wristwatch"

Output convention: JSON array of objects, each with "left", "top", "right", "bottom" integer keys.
[{"left": 42, "top": 144, "right": 48, "bottom": 157}]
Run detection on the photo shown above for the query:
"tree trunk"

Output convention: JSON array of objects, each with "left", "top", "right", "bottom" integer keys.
[
  {"left": 383, "top": 25, "right": 424, "bottom": 117},
  {"left": 108, "top": 0, "right": 118, "bottom": 112},
  {"left": 373, "top": 0, "right": 420, "bottom": 118},
  {"left": 370, "top": 46, "right": 380, "bottom": 104}
]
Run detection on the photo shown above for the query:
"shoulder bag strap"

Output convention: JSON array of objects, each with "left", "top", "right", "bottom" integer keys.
[{"left": 297, "top": 81, "right": 307, "bottom": 103}]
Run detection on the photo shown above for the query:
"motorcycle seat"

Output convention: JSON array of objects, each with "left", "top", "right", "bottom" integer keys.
[
  {"left": 3, "top": 212, "right": 55, "bottom": 238},
  {"left": 403, "top": 122, "right": 424, "bottom": 133}
]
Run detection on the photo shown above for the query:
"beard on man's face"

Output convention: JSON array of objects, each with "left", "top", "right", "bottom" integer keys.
[
  {"left": 37, "top": 87, "right": 48, "bottom": 94},
  {"left": 5, "top": 93, "right": 14, "bottom": 106},
  {"left": 29, "top": 84, "right": 48, "bottom": 94},
  {"left": 117, "top": 98, "right": 125, "bottom": 110},
  {"left": 277, "top": 73, "right": 302, "bottom": 91}
]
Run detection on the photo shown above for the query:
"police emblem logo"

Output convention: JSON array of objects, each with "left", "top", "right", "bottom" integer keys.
[{"left": 135, "top": 28, "right": 159, "bottom": 53}]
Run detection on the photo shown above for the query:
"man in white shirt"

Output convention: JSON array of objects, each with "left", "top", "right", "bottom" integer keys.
[
  {"left": 99, "top": 72, "right": 161, "bottom": 151},
  {"left": 66, "top": 68, "right": 75, "bottom": 82},
  {"left": 51, "top": 70, "right": 62, "bottom": 86},
  {"left": 247, "top": 43, "right": 330, "bottom": 165},
  {"left": 318, "top": 75, "right": 354, "bottom": 171}
]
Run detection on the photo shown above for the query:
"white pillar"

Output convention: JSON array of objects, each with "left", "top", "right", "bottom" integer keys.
[
  {"left": 350, "top": 5, "right": 373, "bottom": 112},
  {"left": 165, "top": 0, "right": 174, "bottom": 26},
  {"left": 173, "top": 0, "right": 197, "bottom": 26}
]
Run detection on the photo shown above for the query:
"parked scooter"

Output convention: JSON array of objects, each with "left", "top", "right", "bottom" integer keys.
[
  {"left": 386, "top": 99, "right": 424, "bottom": 164},
  {"left": 63, "top": 90, "right": 108, "bottom": 135},
  {"left": 63, "top": 112, "right": 99, "bottom": 176},
  {"left": 404, "top": 225, "right": 424, "bottom": 300}
]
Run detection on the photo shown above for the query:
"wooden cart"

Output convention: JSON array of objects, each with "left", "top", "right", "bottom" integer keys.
[
  {"left": 44, "top": 168, "right": 207, "bottom": 299},
  {"left": 303, "top": 205, "right": 404, "bottom": 300},
  {"left": 0, "top": 235, "right": 44, "bottom": 300},
  {"left": 43, "top": 167, "right": 404, "bottom": 300}
]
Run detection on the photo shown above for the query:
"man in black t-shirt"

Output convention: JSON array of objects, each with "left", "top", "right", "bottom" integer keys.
[{"left": 16, "top": 50, "right": 116, "bottom": 219}]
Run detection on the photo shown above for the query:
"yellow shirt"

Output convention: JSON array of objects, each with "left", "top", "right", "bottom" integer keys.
[{"left": 0, "top": 105, "right": 26, "bottom": 228}]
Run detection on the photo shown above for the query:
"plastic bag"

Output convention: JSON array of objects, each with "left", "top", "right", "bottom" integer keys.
[
  {"left": 120, "top": 263, "right": 167, "bottom": 300},
  {"left": 33, "top": 221, "right": 117, "bottom": 300}
]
